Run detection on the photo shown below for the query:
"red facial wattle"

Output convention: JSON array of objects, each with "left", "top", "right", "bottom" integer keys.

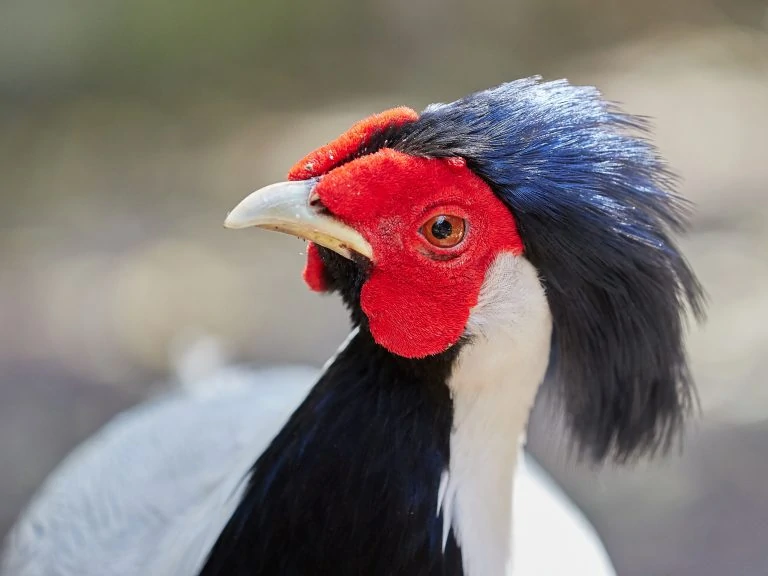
[
  {"left": 288, "top": 107, "right": 419, "bottom": 181},
  {"left": 289, "top": 112, "right": 524, "bottom": 359},
  {"left": 292, "top": 107, "right": 420, "bottom": 294},
  {"left": 302, "top": 242, "right": 329, "bottom": 292}
]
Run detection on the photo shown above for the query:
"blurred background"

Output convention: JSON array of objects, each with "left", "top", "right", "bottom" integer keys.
[{"left": 1, "top": 1, "right": 768, "bottom": 574}]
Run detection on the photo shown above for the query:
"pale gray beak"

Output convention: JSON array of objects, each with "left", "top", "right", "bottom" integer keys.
[{"left": 224, "top": 179, "right": 373, "bottom": 260}]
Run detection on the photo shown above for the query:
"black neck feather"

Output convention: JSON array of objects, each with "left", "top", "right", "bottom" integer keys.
[{"left": 199, "top": 328, "right": 464, "bottom": 575}]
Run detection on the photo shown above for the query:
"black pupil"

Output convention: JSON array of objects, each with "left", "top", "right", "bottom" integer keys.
[{"left": 431, "top": 217, "right": 453, "bottom": 240}]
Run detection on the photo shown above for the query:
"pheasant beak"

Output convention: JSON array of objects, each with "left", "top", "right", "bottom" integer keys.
[{"left": 224, "top": 179, "right": 373, "bottom": 261}]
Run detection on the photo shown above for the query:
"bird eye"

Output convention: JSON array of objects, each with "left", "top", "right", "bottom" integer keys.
[{"left": 421, "top": 215, "right": 466, "bottom": 248}]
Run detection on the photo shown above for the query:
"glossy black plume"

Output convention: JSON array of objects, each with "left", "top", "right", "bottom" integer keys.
[{"left": 387, "top": 77, "right": 706, "bottom": 461}]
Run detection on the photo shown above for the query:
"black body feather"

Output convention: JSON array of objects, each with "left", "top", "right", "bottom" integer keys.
[{"left": 200, "top": 273, "right": 464, "bottom": 574}]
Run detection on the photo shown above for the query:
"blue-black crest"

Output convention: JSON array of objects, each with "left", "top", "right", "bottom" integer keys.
[{"left": 388, "top": 77, "right": 706, "bottom": 461}]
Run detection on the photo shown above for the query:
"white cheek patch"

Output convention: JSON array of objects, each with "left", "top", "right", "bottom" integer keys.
[
  {"left": 441, "top": 253, "right": 553, "bottom": 576},
  {"left": 464, "top": 253, "right": 548, "bottom": 340}
]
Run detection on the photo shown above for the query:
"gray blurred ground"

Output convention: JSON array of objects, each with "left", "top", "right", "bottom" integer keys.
[{"left": 2, "top": 2, "right": 768, "bottom": 575}]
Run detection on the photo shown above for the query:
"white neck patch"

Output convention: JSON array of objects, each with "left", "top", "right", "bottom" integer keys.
[{"left": 439, "top": 253, "right": 552, "bottom": 576}]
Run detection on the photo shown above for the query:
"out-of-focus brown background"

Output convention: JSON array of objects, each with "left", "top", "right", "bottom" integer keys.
[{"left": 1, "top": 1, "right": 767, "bottom": 574}]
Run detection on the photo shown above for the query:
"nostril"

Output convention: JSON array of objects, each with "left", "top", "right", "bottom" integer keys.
[{"left": 309, "top": 190, "right": 331, "bottom": 215}]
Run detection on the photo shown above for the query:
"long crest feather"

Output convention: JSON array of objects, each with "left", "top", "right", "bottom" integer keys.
[{"left": 390, "top": 77, "right": 705, "bottom": 461}]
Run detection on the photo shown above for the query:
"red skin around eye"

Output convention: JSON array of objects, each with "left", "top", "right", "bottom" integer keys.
[{"left": 289, "top": 112, "right": 523, "bottom": 358}]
